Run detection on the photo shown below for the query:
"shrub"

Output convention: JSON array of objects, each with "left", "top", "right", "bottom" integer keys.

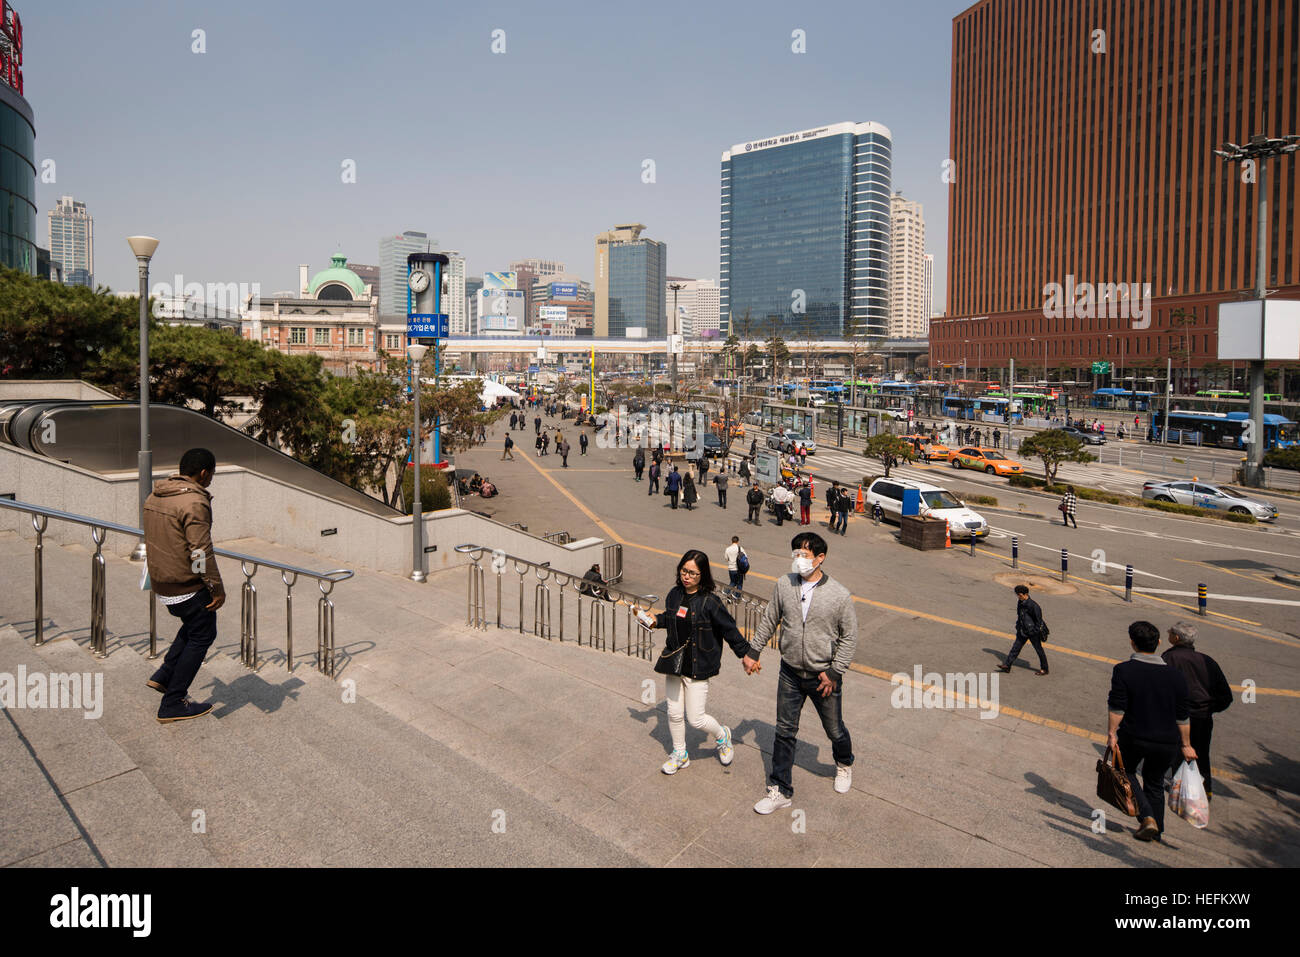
[
  {"left": 401, "top": 467, "right": 453, "bottom": 513},
  {"left": 1264, "top": 447, "right": 1300, "bottom": 471},
  {"left": 1009, "top": 474, "right": 1046, "bottom": 489},
  {"left": 963, "top": 494, "right": 999, "bottom": 506}
]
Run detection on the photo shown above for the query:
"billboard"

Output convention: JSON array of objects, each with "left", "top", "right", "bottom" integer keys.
[
  {"left": 0, "top": 2, "right": 22, "bottom": 95},
  {"left": 483, "top": 271, "right": 518, "bottom": 290},
  {"left": 482, "top": 315, "right": 520, "bottom": 332},
  {"left": 539, "top": 305, "right": 568, "bottom": 322},
  {"left": 477, "top": 288, "right": 524, "bottom": 335},
  {"left": 549, "top": 282, "right": 578, "bottom": 299}
]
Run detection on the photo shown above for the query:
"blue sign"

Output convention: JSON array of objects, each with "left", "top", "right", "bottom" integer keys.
[
  {"left": 407, "top": 314, "right": 449, "bottom": 337},
  {"left": 550, "top": 282, "right": 578, "bottom": 299},
  {"left": 528, "top": 365, "right": 539, "bottom": 373}
]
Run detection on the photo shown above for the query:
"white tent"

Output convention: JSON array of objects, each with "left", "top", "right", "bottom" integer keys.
[{"left": 480, "top": 379, "right": 521, "bottom": 404}]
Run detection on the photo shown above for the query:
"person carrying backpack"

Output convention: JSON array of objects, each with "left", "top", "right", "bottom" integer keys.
[{"left": 724, "top": 535, "right": 749, "bottom": 592}]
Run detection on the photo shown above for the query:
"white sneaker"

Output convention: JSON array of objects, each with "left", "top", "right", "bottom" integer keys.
[
  {"left": 834, "top": 763, "right": 852, "bottom": 793},
  {"left": 716, "top": 726, "right": 734, "bottom": 766},
  {"left": 661, "top": 750, "right": 689, "bottom": 775},
  {"left": 754, "top": 785, "right": 793, "bottom": 815}
]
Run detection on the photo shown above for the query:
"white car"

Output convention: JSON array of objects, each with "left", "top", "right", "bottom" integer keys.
[
  {"left": 865, "top": 478, "right": 989, "bottom": 539},
  {"left": 882, "top": 408, "right": 909, "bottom": 421}
]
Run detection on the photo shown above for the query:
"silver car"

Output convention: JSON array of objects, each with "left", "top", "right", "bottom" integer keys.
[
  {"left": 1141, "top": 480, "right": 1278, "bottom": 521},
  {"left": 767, "top": 430, "right": 816, "bottom": 454}
]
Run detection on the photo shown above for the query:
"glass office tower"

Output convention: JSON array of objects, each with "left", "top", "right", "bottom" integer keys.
[
  {"left": 0, "top": 81, "right": 36, "bottom": 275},
  {"left": 608, "top": 239, "right": 667, "bottom": 338},
  {"left": 720, "top": 122, "right": 892, "bottom": 340}
]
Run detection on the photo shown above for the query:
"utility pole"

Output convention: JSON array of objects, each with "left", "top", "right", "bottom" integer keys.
[{"left": 669, "top": 282, "right": 685, "bottom": 396}]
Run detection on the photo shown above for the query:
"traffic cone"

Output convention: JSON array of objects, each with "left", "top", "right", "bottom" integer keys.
[
  {"left": 855, "top": 486, "right": 865, "bottom": 513},
  {"left": 945, "top": 520, "right": 952, "bottom": 548}
]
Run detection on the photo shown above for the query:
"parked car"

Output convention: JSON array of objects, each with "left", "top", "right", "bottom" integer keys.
[
  {"left": 700, "top": 433, "right": 726, "bottom": 458},
  {"left": 1141, "top": 481, "right": 1277, "bottom": 521},
  {"left": 947, "top": 447, "right": 1026, "bottom": 476},
  {"left": 901, "top": 434, "right": 952, "bottom": 463},
  {"left": 1060, "top": 425, "right": 1105, "bottom": 445},
  {"left": 766, "top": 430, "right": 817, "bottom": 455},
  {"left": 882, "top": 408, "right": 909, "bottom": 421},
  {"left": 865, "top": 478, "right": 989, "bottom": 539}
]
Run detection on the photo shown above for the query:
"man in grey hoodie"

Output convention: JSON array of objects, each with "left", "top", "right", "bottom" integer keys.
[{"left": 744, "top": 531, "right": 858, "bottom": 813}]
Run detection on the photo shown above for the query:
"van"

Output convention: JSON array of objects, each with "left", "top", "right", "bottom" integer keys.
[{"left": 865, "top": 478, "right": 989, "bottom": 539}]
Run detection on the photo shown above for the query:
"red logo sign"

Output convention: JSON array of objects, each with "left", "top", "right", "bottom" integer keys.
[{"left": 0, "top": 2, "right": 22, "bottom": 96}]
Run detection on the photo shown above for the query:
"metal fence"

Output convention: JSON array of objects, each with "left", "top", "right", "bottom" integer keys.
[
  {"left": 453, "top": 543, "right": 778, "bottom": 658},
  {"left": 0, "top": 498, "right": 353, "bottom": 677}
]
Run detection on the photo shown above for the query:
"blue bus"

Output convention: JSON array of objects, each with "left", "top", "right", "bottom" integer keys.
[
  {"left": 1149, "top": 411, "right": 1298, "bottom": 450},
  {"left": 1092, "top": 387, "right": 1157, "bottom": 412},
  {"left": 943, "top": 394, "right": 1015, "bottom": 421}
]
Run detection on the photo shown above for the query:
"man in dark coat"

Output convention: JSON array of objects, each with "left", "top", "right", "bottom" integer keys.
[
  {"left": 665, "top": 465, "right": 682, "bottom": 508},
  {"left": 997, "top": 584, "right": 1049, "bottom": 675},
  {"left": 1162, "top": 621, "right": 1233, "bottom": 800},
  {"left": 746, "top": 483, "right": 763, "bottom": 524}
]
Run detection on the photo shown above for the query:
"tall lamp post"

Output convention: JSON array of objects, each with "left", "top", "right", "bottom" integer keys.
[
  {"left": 127, "top": 236, "right": 159, "bottom": 562},
  {"left": 407, "top": 343, "right": 429, "bottom": 583},
  {"left": 1214, "top": 133, "right": 1300, "bottom": 486},
  {"left": 669, "top": 282, "right": 685, "bottom": 395}
]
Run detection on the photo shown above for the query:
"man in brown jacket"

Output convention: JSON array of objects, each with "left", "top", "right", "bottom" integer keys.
[{"left": 143, "top": 448, "right": 225, "bottom": 723}]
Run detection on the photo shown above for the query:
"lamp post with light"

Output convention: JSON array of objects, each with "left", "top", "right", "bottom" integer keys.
[
  {"left": 127, "top": 236, "right": 159, "bottom": 562},
  {"left": 407, "top": 343, "right": 429, "bottom": 583}
]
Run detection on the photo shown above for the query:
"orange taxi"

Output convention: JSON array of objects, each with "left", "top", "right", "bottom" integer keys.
[
  {"left": 946, "top": 446, "right": 1025, "bottom": 476},
  {"left": 902, "top": 434, "right": 951, "bottom": 464}
]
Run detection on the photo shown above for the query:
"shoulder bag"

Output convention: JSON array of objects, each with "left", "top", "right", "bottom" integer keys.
[{"left": 1096, "top": 746, "right": 1139, "bottom": 817}]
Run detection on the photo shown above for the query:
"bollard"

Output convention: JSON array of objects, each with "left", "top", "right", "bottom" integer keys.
[
  {"left": 1011, "top": 536, "right": 1019, "bottom": 568},
  {"left": 969, "top": 531, "right": 976, "bottom": 556},
  {"left": 1198, "top": 583, "right": 1207, "bottom": 617},
  {"left": 1124, "top": 564, "right": 1133, "bottom": 602},
  {"left": 1060, "top": 548, "right": 1068, "bottom": 583}
]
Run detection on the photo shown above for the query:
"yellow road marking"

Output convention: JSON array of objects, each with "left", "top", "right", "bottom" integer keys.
[{"left": 1173, "top": 556, "right": 1300, "bottom": 594}]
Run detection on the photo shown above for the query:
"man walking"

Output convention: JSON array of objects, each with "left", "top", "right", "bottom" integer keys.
[
  {"left": 746, "top": 532, "right": 857, "bottom": 812},
  {"left": 648, "top": 459, "right": 661, "bottom": 495},
  {"left": 797, "top": 481, "right": 812, "bottom": 526},
  {"left": 1162, "top": 621, "right": 1233, "bottom": 800},
  {"left": 738, "top": 457, "right": 751, "bottom": 484},
  {"left": 713, "top": 470, "right": 729, "bottom": 508},
  {"left": 697, "top": 452, "right": 710, "bottom": 485},
  {"left": 746, "top": 483, "right": 763, "bottom": 524},
  {"left": 541, "top": 432, "right": 550, "bottom": 456},
  {"left": 534, "top": 415, "right": 542, "bottom": 435},
  {"left": 1108, "top": 621, "right": 1196, "bottom": 841},
  {"left": 724, "top": 535, "right": 748, "bottom": 592},
  {"left": 579, "top": 432, "right": 589, "bottom": 456},
  {"left": 143, "top": 448, "right": 224, "bottom": 723},
  {"left": 665, "top": 465, "right": 682, "bottom": 509},
  {"left": 996, "top": 584, "right": 1049, "bottom": 675},
  {"left": 560, "top": 439, "right": 571, "bottom": 468},
  {"left": 510, "top": 411, "right": 518, "bottom": 430},
  {"left": 501, "top": 433, "right": 515, "bottom": 460},
  {"left": 772, "top": 482, "right": 794, "bottom": 526}
]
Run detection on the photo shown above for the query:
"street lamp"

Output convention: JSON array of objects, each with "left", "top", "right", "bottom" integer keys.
[
  {"left": 407, "top": 343, "right": 429, "bottom": 583},
  {"left": 1214, "top": 132, "right": 1300, "bottom": 486},
  {"left": 669, "top": 282, "right": 685, "bottom": 395},
  {"left": 127, "top": 236, "right": 159, "bottom": 562}
]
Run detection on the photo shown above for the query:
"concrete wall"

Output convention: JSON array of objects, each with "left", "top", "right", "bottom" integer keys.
[
  {"left": 0, "top": 380, "right": 120, "bottom": 401},
  {"left": 0, "top": 445, "right": 605, "bottom": 578}
]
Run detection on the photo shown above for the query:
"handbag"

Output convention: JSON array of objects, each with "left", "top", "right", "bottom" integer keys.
[{"left": 1096, "top": 746, "right": 1139, "bottom": 817}]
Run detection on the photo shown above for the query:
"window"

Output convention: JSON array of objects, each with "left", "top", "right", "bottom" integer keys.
[
  {"left": 384, "top": 334, "right": 402, "bottom": 350},
  {"left": 348, "top": 327, "right": 366, "bottom": 346},
  {"left": 314, "top": 328, "right": 330, "bottom": 345},
  {"left": 289, "top": 327, "right": 307, "bottom": 345}
]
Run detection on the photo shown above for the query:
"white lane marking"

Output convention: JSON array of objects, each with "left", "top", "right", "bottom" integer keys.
[
  {"left": 1130, "top": 588, "right": 1300, "bottom": 607},
  {"left": 1013, "top": 540, "right": 1179, "bottom": 582},
  {"left": 1095, "top": 524, "right": 1300, "bottom": 562}
]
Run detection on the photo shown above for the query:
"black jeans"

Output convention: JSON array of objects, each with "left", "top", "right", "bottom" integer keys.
[
  {"left": 669, "top": 490, "right": 679, "bottom": 508},
  {"left": 748, "top": 503, "right": 761, "bottom": 523},
  {"left": 1005, "top": 632, "right": 1049, "bottom": 671},
  {"left": 1191, "top": 715, "right": 1214, "bottom": 796},
  {"left": 648, "top": 475, "right": 659, "bottom": 494},
  {"left": 717, "top": 489, "right": 727, "bottom": 508},
  {"left": 769, "top": 660, "right": 853, "bottom": 798},
  {"left": 152, "top": 589, "right": 218, "bottom": 712},
  {"left": 1118, "top": 730, "right": 1178, "bottom": 834}
]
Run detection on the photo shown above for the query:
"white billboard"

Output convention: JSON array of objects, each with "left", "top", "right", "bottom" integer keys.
[
  {"left": 1218, "top": 299, "right": 1300, "bottom": 361},
  {"left": 477, "top": 288, "right": 525, "bottom": 335},
  {"left": 539, "top": 305, "right": 568, "bottom": 322}
]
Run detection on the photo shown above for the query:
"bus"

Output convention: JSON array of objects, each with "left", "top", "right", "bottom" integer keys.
[
  {"left": 1150, "top": 411, "right": 1298, "bottom": 450},
  {"left": 1196, "top": 389, "right": 1247, "bottom": 400},
  {"left": 943, "top": 394, "right": 1015, "bottom": 421},
  {"left": 1092, "top": 387, "right": 1157, "bottom": 412}
]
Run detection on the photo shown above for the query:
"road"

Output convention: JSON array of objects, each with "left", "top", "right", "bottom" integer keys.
[{"left": 457, "top": 413, "right": 1300, "bottom": 799}]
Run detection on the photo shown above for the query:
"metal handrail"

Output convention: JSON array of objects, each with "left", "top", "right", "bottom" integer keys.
[{"left": 0, "top": 497, "right": 352, "bottom": 676}]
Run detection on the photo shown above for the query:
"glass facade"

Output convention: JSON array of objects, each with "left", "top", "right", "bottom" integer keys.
[
  {"left": 608, "top": 240, "right": 666, "bottom": 337},
  {"left": 0, "top": 85, "right": 36, "bottom": 275},
  {"left": 720, "top": 123, "right": 891, "bottom": 340}
]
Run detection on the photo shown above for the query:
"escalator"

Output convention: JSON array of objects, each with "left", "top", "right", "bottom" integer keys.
[{"left": 0, "top": 399, "right": 400, "bottom": 519}]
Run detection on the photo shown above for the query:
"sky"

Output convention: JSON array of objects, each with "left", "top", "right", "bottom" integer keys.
[{"left": 27, "top": 0, "right": 973, "bottom": 304}]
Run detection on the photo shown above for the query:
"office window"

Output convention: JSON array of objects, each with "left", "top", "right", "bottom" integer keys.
[
  {"left": 289, "top": 327, "right": 307, "bottom": 345},
  {"left": 314, "top": 328, "right": 330, "bottom": 345}
]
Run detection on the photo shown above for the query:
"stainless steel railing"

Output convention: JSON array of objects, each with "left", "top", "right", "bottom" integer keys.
[
  {"left": 453, "top": 543, "right": 781, "bottom": 656},
  {"left": 0, "top": 498, "right": 353, "bottom": 677}
]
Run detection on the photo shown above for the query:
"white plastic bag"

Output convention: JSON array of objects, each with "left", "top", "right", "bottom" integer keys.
[{"left": 1168, "top": 760, "right": 1209, "bottom": 829}]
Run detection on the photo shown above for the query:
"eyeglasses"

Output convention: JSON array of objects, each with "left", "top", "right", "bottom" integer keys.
[{"left": 679, "top": 569, "right": 701, "bottom": 578}]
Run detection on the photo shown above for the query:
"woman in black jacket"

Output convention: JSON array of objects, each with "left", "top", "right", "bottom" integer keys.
[
  {"left": 638, "top": 550, "right": 751, "bottom": 774},
  {"left": 682, "top": 472, "right": 698, "bottom": 510}
]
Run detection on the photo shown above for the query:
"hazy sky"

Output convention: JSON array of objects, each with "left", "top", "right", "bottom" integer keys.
[{"left": 28, "top": 0, "right": 971, "bottom": 304}]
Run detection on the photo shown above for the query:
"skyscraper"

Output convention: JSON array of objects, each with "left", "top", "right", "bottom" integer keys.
[
  {"left": 923, "top": 253, "right": 935, "bottom": 328},
  {"left": 665, "top": 277, "right": 721, "bottom": 338},
  {"left": 48, "top": 196, "right": 93, "bottom": 287},
  {"left": 720, "top": 122, "right": 892, "bottom": 340},
  {"left": 442, "top": 251, "right": 468, "bottom": 335},
  {"left": 378, "top": 230, "right": 438, "bottom": 317},
  {"left": 1, "top": 12, "right": 35, "bottom": 276},
  {"left": 594, "top": 224, "right": 667, "bottom": 337},
  {"left": 888, "top": 192, "right": 928, "bottom": 339}
]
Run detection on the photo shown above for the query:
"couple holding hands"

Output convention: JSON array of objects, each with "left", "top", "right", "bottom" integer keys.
[{"left": 637, "top": 532, "right": 859, "bottom": 814}]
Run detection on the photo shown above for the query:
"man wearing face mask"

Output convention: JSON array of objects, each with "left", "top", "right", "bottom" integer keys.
[{"left": 744, "top": 532, "right": 858, "bottom": 813}]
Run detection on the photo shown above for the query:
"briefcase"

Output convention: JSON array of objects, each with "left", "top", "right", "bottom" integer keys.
[{"left": 1096, "top": 746, "right": 1139, "bottom": 817}]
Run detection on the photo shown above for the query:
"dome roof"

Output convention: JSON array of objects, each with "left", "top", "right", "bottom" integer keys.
[{"left": 308, "top": 255, "right": 366, "bottom": 300}]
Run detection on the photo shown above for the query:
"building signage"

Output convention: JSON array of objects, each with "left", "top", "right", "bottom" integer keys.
[
  {"left": 549, "top": 282, "right": 578, "bottom": 299},
  {"left": 539, "top": 305, "right": 568, "bottom": 322},
  {"left": 483, "top": 271, "right": 518, "bottom": 290},
  {"left": 0, "top": 2, "right": 22, "bottom": 95},
  {"left": 742, "top": 126, "right": 831, "bottom": 154},
  {"left": 1090, "top": 361, "right": 1112, "bottom": 374},
  {"left": 407, "top": 314, "right": 449, "bottom": 337},
  {"left": 482, "top": 315, "right": 519, "bottom": 332}
]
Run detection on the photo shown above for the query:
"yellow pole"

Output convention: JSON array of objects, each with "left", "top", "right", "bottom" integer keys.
[{"left": 590, "top": 348, "right": 596, "bottom": 412}]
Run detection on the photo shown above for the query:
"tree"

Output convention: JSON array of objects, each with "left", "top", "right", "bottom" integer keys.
[
  {"left": 766, "top": 333, "right": 790, "bottom": 383},
  {"left": 862, "top": 432, "right": 916, "bottom": 478},
  {"left": 1017, "top": 429, "right": 1096, "bottom": 485}
]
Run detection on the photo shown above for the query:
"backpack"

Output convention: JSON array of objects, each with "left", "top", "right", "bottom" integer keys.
[{"left": 737, "top": 549, "right": 750, "bottom": 574}]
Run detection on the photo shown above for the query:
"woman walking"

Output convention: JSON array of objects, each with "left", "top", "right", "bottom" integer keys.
[
  {"left": 682, "top": 472, "right": 698, "bottom": 510},
  {"left": 633, "top": 447, "right": 646, "bottom": 482},
  {"left": 638, "top": 550, "right": 751, "bottom": 774},
  {"left": 1059, "top": 485, "right": 1078, "bottom": 529}
]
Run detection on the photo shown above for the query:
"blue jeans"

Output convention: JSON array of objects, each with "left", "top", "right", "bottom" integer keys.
[
  {"left": 769, "top": 660, "right": 853, "bottom": 798},
  {"left": 834, "top": 508, "right": 849, "bottom": 533},
  {"left": 728, "top": 569, "right": 745, "bottom": 592},
  {"left": 152, "top": 589, "right": 218, "bottom": 712}
]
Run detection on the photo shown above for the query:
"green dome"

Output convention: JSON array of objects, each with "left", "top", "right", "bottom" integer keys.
[{"left": 308, "top": 254, "right": 366, "bottom": 300}]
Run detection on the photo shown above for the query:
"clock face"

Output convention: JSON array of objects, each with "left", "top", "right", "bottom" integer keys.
[{"left": 408, "top": 270, "right": 430, "bottom": 293}]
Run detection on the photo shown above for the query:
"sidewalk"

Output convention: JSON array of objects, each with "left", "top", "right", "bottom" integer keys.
[{"left": 2, "top": 528, "right": 1297, "bottom": 867}]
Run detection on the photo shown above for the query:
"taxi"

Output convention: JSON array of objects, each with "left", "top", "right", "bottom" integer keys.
[
  {"left": 712, "top": 419, "right": 745, "bottom": 439},
  {"left": 902, "top": 434, "right": 951, "bottom": 464},
  {"left": 947, "top": 446, "right": 1025, "bottom": 476}
]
